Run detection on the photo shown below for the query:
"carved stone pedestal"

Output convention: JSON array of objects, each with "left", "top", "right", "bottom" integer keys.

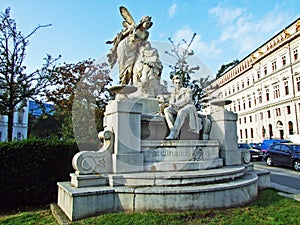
[
  {"left": 210, "top": 110, "right": 241, "bottom": 166},
  {"left": 104, "top": 99, "right": 144, "bottom": 173}
]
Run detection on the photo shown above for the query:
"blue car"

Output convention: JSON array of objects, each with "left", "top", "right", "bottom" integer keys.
[{"left": 265, "top": 143, "right": 300, "bottom": 171}]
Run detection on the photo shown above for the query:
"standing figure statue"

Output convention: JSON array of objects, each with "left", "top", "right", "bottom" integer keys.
[
  {"left": 164, "top": 75, "right": 201, "bottom": 140},
  {"left": 106, "top": 6, "right": 153, "bottom": 84}
]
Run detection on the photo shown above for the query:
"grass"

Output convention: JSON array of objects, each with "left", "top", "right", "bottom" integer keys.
[{"left": 0, "top": 189, "right": 299, "bottom": 225}]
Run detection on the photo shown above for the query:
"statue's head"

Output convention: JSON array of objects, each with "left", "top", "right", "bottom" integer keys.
[
  {"left": 140, "top": 16, "right": 153, "bottom": 29},
  {"left": 172, "top": 75, "right": 183, "bottom": 89}
]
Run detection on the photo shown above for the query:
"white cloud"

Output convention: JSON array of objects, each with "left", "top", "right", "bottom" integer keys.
[
  {"left": 209, "top": 6, "right": 246, "bottom": 26},
  {"left": 168, "top": 4, "right": 177, "bottom": 18},
  {"left": 170, "top": 26, "right": 222, "bottom": 76},
  {"left": 209, "top": 4, "right": 287, "bottom": 55}
]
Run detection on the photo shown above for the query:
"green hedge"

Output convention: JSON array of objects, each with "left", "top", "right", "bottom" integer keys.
[{"left": 0, "top": 138, "right": 79, "bottom": 210}]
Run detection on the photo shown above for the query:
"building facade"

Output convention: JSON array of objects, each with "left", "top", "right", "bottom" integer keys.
[
  {"left": 209, "top": 18, "right": 300, "bottom": 143},
  {"left": 0, "top": 100, "right": 29, "bottom": 141}
]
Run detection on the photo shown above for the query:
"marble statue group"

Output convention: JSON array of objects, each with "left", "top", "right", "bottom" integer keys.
[
  {"left": 55, "top": 6, "right": 268, "bottom": 221},
  {"left": 106, "top": 6, "right": 163, "bottom": 98},
  {"left": 106, "top": 6, "right": 200, "bottom": 139}
]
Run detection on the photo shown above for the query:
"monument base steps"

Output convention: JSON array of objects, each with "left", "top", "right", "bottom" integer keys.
[{"left": 56, "top": 165, "right": 269, "bottom": 221}]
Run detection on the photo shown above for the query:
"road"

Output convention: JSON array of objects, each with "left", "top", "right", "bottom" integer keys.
[{"left": 254, "top": 161, "right": 300, "bottom": 194}]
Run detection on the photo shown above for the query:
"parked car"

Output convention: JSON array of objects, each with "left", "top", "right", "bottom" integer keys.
[
  {"left": 265, "top": 143, "right": 300, "bottom": 171},
  {"left": 249, "top": 143, "right": 262, "bottom": 150},
  {"left": 238, "top": 143, "right": 264, "bottom": 161},
  {"left": 261, "top": 139, "right": 291, "bottom": 157}
]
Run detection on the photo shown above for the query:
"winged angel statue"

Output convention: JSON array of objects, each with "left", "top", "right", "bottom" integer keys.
[{"left": 106, "top": 6, "right": 162, "bottom": 89}]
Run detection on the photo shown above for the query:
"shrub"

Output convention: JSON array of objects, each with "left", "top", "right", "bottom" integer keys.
[{"left": 0, "top": 138, "right": 79, "bottom": 210}]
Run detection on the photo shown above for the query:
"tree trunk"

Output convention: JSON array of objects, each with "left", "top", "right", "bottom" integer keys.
[{"left": 7, "top": 109, "right": 14, "bottom": 142}]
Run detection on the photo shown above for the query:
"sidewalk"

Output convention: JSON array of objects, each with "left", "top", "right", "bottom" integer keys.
[{"left": 271, "top": 182, "right": 300, "bottom": 201}]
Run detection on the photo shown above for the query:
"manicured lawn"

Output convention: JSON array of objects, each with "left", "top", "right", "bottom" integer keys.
[{"left": 0, "top": 189, "right": 299, "bottom": 225}]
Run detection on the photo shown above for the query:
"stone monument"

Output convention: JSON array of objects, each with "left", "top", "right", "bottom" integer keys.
[{"left": 54, "top": 6, "right": 270, "bottom": 222}]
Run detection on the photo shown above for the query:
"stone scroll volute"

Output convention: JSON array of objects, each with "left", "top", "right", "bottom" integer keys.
[{"left": 72, "top": 129, "right": 114, "bottom": 175}]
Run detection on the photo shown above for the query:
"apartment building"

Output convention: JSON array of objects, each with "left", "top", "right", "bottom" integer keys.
[
  {"left": 0, "top": 101, "right": 29, "bottom": 141},
  {"left": 209, "top": 18, "right": 300, "bottom": 143}
]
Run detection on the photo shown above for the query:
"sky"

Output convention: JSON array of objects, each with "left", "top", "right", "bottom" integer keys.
[{"left": 1, "top": 0, "right": 300, "bottom": 83}]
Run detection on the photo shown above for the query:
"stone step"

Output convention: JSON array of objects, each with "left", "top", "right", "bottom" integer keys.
[
  {"left": 57, "top": 172, "right": 258, "bottom": 221},
  {"left": 71, "top": 165, "right": 245, "bottom": 188}
]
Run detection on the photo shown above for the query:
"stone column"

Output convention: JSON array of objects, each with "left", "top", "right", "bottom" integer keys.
[
  {"left": 104, "top": 99, "right": 144, "bottom": 173},
  {"left": 210, "top": 110, "right": 241, "bottom": 166}
]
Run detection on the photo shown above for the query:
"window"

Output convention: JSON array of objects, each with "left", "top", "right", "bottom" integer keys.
[
  {"left": 282, "top": 55, "right": 286, "bottom": 66},
  {"left": 244, "top": 117, "right": 247, "bottom": 123},
  {"left": 276, "top": 108, "right": 281, "bottom": 116},
  {"left": 18, "top": 109, "right": 24, "bottom": 124},
  {"left": 296, "top": 77, "right": 300, "bottom": 92},
  {"left": 224, "top": 90, "right": 227, "bottom": 97},
  {"left": 260, "top": 112, "right": 264, "bottom": 120},
  {"left": 239, "top": 118, "right": 242, "bottom": 124},
  {"left": 294, "top": 49, "right": 298, "bottom": 61},
  {"left": 257, "top": 70, "right": 261, "bottom": 79},
  {"left": 240, "top": 130, "right": 243, "bottom": 139},
  {"left": 238, "top": 101, "right": 241, "bottom": 111},
  {"left": 247, "top": 77, "right": 250, "bottom": 86},
  {"left": 242, "top": 81, "right": 245, "bottom": 89},
  {"left": 17, "top": 132, "right": 22, "bottom": 141},
  {"left": 249, "top": 116, "right": 252, "bottom": 122},
  {"left": 284, "top": 81, "right": 289, "bottom": 95},
  {"left": 250, "top": 128, "right": 254, "bottom": 139},
  {"left": 245, "top": 129, "right": 248, "bottom": 139},
  {"left": 243, "top": 99, "right": 246, "bottom": 110},
  {"left": 252, "top": 75, "right": 255, "bottom": 83},
  {"left": 259, "top": 92, "right": 262, "bottom": 104},
  {"left": 281, "top": 145, "right": 290, "bottom": 152},
  {"left": 272, "top": 61, "right": 277, "bottom": 71},
  {"left": 288, "top": 121, "right": 294, "bottom": 135},
  {"left": 269, "top": 124, "right": 273, "bottom": 138},
  {"left": 232, "top": 85, "right": 235, "bottom": 93},
  {"left": 237, "top": 83, "right": 240, "bottom": 91},
  {"left": 264, "top": 66, "right": 267, "bottom": 75},
  {"left": 287, "top": 105, "right": 291, "bottom": 114},
  {"left": 267, "top": 110, "right": 271, "bottom": 118},
  {"left": 248, "top": 97, "right": 251, "bottom": 108},
  {"left": 273, "top": 84, "right": 280, "bottom": 98},
  {"left": 266, "top": 89, "right": 270, "bottom": 101}
]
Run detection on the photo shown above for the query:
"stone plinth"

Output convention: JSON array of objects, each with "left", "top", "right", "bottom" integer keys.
[
  {"left": 141, "top": 140, "right": 222, "bottom": 171},
  {"left": 210, "top": 110, "right": 241, "bottom": 166},
  {"left": 57, "top": 165, "right": 260, "bottom": 221},
  {"left": 104, "top": 100, "right": 144, "bottom": 173}
]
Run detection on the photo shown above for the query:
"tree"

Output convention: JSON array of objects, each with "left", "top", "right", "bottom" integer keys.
[
  {"left": 28, "top": 113, "right": 61, "bottom": 139},
  {"left": 0, "top": 7, "right": 59, "bottom": 141},
  {"left": 215, "top": 59, "right": 239, "bottom": 79},
  {"left": 46, "top": 59, "right": 112, "bottom": 142},
  {"left": 165, "top": 33, "right": 211, "bottom": 110}
]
